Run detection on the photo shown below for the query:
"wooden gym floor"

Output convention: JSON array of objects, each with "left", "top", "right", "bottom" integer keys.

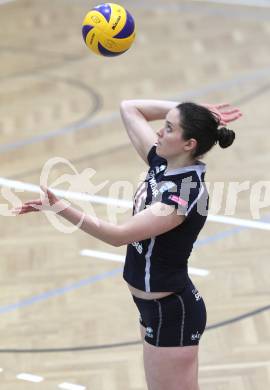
[{"left": 0, "top": 0, "right": 269, "bottom": 389}]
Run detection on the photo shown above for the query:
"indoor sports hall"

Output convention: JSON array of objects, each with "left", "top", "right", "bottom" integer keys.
[{"left": 0, "top": 0, "right": 269, "bottom": 389}]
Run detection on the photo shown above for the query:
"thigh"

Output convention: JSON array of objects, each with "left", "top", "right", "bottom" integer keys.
[
  {"left": 140, "top": 324, "right": 146, "bottom": 341},
  {"left": 143, "top": 342, "right": 199, "bottom": 390}
]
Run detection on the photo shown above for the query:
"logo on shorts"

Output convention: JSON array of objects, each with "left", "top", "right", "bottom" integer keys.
[
  {"left": 191, "top": 331, "right": 201, "bottom": 341},
  {"left": 146, "top": 327, "right": 154, "bottom": 339},
  {"left": 192, "top": 288, "right": 201, "bottom": 301},
  {"left": 132, "top": 241, "right": 143, "bottom": 254}
]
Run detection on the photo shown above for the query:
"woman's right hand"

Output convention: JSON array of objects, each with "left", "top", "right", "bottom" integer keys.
[{"left": 203, "top": 103, "right": 243, "bottom": 125}]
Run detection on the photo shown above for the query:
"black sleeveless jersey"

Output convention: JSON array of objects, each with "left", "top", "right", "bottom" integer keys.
[{"left": 123, "top": 145, "right": 209, "bottom": 292}]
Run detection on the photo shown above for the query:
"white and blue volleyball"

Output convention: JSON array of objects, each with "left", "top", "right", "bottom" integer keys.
[{"left": 82, "top": 3, "right": 136, "bottom": 57}]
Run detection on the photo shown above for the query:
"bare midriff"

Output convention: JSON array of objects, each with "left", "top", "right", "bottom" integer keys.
[{"left": 127, "top": 283, "right": 174, "bottom": 300}]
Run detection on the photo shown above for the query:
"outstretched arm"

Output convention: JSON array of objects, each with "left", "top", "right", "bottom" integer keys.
[{"left": 12, "top": 186, "right": 184, "bottom": 247}]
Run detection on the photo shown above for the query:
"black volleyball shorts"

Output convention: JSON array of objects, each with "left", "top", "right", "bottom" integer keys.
[{"left": 132, "top": 277, "right": 207, "bottom": 347}]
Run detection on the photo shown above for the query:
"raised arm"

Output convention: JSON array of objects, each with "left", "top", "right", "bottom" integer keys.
[
  {"left": 119, "top": 100, "right": 242, "bottom": 164},
  {"left": 120, "top": 100, "right": 178, "bottom": 164}
]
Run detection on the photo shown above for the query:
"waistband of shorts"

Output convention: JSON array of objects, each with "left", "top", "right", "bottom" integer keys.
[
  {"left": 132, "top": 293, "right": 173, "bottom": 304},
  {"left": 132, "top": 281, "right": 192, "bottom": 304}
]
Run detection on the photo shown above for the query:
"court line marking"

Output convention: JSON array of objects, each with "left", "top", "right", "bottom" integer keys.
[
  {"left": 1, "top": 6, "right": 264, "bottom": 374},
  {"left": 1, "top": 305, "right": 269, "bottom": 353},
  {"left": 1, "top": 301, "right": 268, "bottom": 352},
  {"left": 58, "top": 383, "right": 86, "bottom": 390},
  {"left": 0, "top": 75, "right": 103, "bottom": 154},
  {"left": 0, "top": 219, "right": 251, "bottom": 316},
  {"left": 200, "top": 360, "right": 270, "bottom": 371},
  {"left": 0, "top": 180, "right": 268, "bottom": 315},
  {"left": 80, "top": 249, "right": 210, "bottom": 276},
  {"left": 0, "top": 267, "right": 123, "bottom": 315},
  {"left": 6, "top": 82, "right": 270, "bottom": 181},
  {"left": 80, "top": 249, "right": 126, "bottom": 263},
  {"left": 0, "top": 0, "right": 16, "bottom": 4},
  {"left": 16, "top": 373, "right": 44, "bottom": 382},
  {"left": 207, "top": 214, "right": 270, "bottom": 230},
  {"left": 1, "top": 177, "right": 270, "bottom": 230},
  {"left": 1, "top": 66, "right": 270, "bottom": 154},
  {"left": 194, "top": 0, "right": 270, "bottom": 7},
  {"left": 0, "top": 0, "right": 267, "bottom": 383}
]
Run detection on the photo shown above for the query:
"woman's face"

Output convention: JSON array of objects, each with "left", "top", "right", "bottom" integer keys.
[{"left": 156, "top": 108, "right": 196, "bottom": 159}]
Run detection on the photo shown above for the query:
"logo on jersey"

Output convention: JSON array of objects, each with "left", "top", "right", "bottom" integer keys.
[
  {"left": 132, "top": 241, "right": 143, "bottom": 254},
  {"left": 169, "top": 195, "right": 188, "bottom": 207},
  {"left": 146, "top": 327, "right": 154, "bottom": 338},
  {"left": 192, "top": 288, "right": 201, "bottom": 301},
  {"left": 155, "top": 165, "right": 166, "bottom": 174},
  {"left": 148, "top": 170, "right": 177, "bottom": 199},
  {"left": 148, "top": 170, "right": 159, "bottom": 197}
]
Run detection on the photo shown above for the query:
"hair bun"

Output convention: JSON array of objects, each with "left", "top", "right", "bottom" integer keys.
[{"left": 217, "top": 127, "right": 235, "bottom": 148}]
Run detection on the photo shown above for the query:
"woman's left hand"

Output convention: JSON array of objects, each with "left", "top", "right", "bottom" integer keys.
[
  {"left": 12, "top": 185, "right": 65, "bottom": 215},
  {"left": 203, "top": 103, "right": 242, "bottom": 126}
]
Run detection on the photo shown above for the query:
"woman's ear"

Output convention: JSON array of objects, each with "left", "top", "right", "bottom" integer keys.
[{"left": 184, "top": 138, "right": 197, "bottom": 153}]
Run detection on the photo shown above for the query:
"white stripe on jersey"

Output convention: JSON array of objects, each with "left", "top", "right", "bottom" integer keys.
[
  {"left": 186, "top": 182, "right": 205, "bottom": 216},
  {"left": 185, "top": 168, "right": 206, "bottom": 216},
  {"left": 145, "top": 238, "right": 155, "bottom": 292}
]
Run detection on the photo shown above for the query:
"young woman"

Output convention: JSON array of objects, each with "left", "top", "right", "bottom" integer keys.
[{"left": 13, "top": 100, "right": 242, "bottom": 390}]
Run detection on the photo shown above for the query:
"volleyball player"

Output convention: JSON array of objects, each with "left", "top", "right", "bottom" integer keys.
[{"left": 13, "top": 100, "right": 242, "bottom": 390}]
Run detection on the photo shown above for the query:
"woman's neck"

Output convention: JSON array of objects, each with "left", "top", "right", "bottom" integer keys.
[{"left": 166, "top": 155, "right": 196, "bottom": 172}]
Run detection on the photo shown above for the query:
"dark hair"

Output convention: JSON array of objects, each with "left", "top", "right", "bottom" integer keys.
[{"left": 176, "top": 102, "right": 235, "bottom": 158}]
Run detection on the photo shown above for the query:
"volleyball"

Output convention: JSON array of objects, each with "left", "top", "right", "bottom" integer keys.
[{"left": 82, "top": 3, "right": 136, "bottom": 57}]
